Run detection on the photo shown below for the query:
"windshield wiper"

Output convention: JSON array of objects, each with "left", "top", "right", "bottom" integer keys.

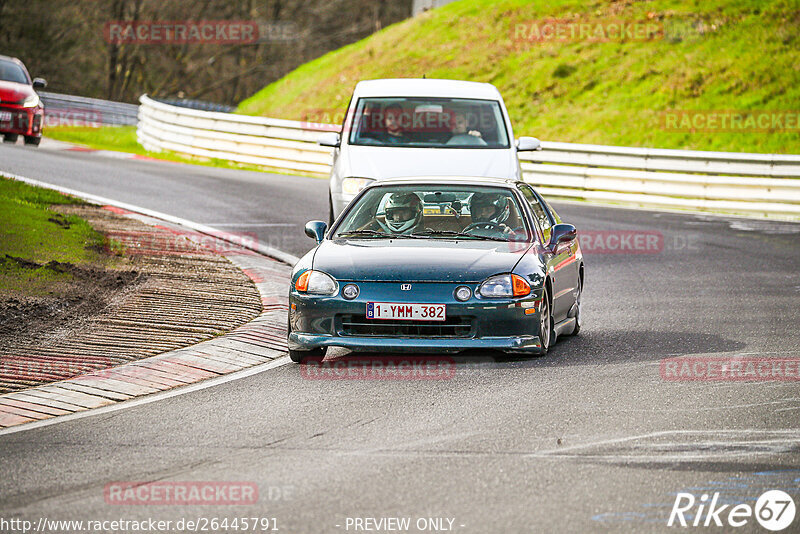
[
  {"left": 337, "top": 230, "right": 427, "bottom": 239},
  {"left": 337, "top": 230, "right": 393, "bottom": 238},
  {"left": 412, "top": 230, "right": 508, "bottom": 242}
]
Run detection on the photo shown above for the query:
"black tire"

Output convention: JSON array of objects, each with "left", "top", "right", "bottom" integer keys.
[
  {"left": 3, "top": 134, "right": 18, "bottom": 143},
  {"left": 24, "top": 135, "right": 41, "bottom": 146},
  {"left": 568, "top": 276, "right": 582, "bottom": 336},
  {"left": 539, "top": 286, "right": 553, "bottom": 355},
  {"left": 289, "top": 347, "right": 326, "bottom": 363},
  {"left": 328, "top": 191, "right": 335, "bottom": 227}
]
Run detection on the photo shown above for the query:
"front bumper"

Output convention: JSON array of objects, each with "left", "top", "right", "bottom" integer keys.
[
  {"left": 289, "top": 281, "right": 545, "bottom": 354},
  {"left": 289, "top": 332, "right": 542, "bottom": 354},
  {"left": 0, "top": 105, "right": 43, "bottom": 137}
]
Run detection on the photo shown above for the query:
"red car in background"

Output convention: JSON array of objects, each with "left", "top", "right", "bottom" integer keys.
[{"left": 0, "top": 55, "right": 46, "bottom": 146}]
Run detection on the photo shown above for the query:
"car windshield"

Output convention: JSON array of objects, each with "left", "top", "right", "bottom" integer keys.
[
  {"left": 347, "top": 97, "right": 510, "bottom": 148},
  {"left": 0, "top": 60, "right": 29, "bottom": 84},
  {"left": 334, "top": 184, "right": 531, "bottom": 242}
]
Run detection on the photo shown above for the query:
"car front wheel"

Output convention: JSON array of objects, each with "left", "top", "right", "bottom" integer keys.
[{"left": 289, "top": 347, "right": 327, "bottom": 363}]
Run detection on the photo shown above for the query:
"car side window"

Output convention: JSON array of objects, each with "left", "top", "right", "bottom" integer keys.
[{"left": 518, "top": 184, "right": 552, "bottom": 242}]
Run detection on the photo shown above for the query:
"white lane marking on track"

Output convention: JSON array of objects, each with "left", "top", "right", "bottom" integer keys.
[
  {"left": 0, "top": 171, "right": 301, "bottom": 265},
  {"left": 0, "top": 357, "right": 292, "bottom": 437},
  {"left": 536, "top": 429, "right": 800, "bottom": 455}
]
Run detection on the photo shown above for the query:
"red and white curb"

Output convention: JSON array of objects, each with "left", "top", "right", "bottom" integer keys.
[{"left": 0, "top": 173, "right": 296, "bottom": 433}]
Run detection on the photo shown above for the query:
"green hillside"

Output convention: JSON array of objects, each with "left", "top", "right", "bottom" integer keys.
[{"left": 237, "top": 0, "right": 800, "bottom": 154}]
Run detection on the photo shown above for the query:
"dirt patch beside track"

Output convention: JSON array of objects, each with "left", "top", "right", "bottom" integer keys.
[{"left": 0, "top": 204, "right": 262, "bottom": 393}]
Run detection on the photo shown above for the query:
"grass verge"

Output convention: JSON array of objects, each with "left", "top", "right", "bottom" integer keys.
[{"left": 0, "top": 177, "right": 113, "bottom": 296}]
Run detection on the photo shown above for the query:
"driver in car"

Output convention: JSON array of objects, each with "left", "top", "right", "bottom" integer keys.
[
  {"left": 378, "top": 105, "right": 412, "bottom": 145},
  {"left": 377, "top": 192, "right": 424, "bottom": 235},
  {"left": 468, "top": 192, "right": 520, "bottom": 237},
  {"left": 447, "top": 111, "right": 486, "bottom": 146}
]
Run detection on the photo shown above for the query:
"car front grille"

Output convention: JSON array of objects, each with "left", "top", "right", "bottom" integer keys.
[
  {"left": 339, "top": 314, "right": 473, "bottom": 338},
  {"left": 0, "top": 106, "right": 29, "bottom": 129}
]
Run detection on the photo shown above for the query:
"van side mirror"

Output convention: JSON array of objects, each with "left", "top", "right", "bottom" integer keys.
[
  {"left": 318, "top": 132, "right": 340, "bottom": 148},
  {"left": 516, "top": 136, "right": 541, "bottom": 151}
]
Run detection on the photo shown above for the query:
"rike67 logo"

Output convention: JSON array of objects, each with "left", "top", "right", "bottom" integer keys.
[{"left": 668, "top": 490, "right": 795, "bottom": 531}]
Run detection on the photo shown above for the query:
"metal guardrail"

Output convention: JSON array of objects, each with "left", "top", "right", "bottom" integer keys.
[
  {"left": 40, "top": 92, "right": 139, "bottom": 126},
  {"left": 137, "top": 94, "right": 800, "bottom": 219},
  {"left": 154, "top": 98, "right": 234, "bottom": 113}
]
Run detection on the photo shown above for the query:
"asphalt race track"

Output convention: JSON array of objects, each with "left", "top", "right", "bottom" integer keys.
[{"left": 1, "top": 142, "right": 799, "bottom": 532}]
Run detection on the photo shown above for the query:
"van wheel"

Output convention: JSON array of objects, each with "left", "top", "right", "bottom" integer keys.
[{"left": 3, "top": 134, "right": 18, "bottom": 143}]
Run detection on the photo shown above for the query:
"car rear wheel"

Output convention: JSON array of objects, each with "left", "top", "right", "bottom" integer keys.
[
  {"left": 3, "top": 134, "right": 18, "bottom": 143},
  {"left": 24, "top": 135, "right": 40, "bottom": 146},
  {"left": 289, "top": 347, "right": 327, "bottom": 363},
  {"left": 568, "top": 277, "right": 582, "bottom": 336},
  {"left": 539, "top": 287, "right": 552, "bottom": 355}
]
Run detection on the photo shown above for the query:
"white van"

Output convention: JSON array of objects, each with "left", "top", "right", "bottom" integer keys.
[{"left": 318, "top": 78, "right": 541, "bottom": 223}]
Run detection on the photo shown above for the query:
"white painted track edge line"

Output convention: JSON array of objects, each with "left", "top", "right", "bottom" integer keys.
[{"left": 0, "top": 357, "right": 292, "bottom": 436}]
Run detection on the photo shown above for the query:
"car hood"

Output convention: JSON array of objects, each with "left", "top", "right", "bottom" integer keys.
[
  {"left": 0, "top": 81, "right": 34, "bottom": 104},
  {"left": 343, "top": 145, "right": 519, "bottom": 180},
  {"left": 313, "top": 239, "right": 532, "bottom": 282}
]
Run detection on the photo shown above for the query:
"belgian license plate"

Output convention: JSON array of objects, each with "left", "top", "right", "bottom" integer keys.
[
  {"left": 367, "top": 302, "right": 446, "bottom": 321},
  {"left": 0, "top": 111, "right": 11, "bottom": 122}
]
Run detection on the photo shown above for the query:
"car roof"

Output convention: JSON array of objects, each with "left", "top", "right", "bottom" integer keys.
[
  {"left": 367, "top": 176, "right": 522, "bottom": 188},
  {"left": 353, "top": 79, "right": 502, "bottom": 100},
  {"left": 0, "top": 55, "right": 24, "bottom": 65}
]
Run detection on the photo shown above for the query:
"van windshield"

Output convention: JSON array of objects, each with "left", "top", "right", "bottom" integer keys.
[{"left": 347, "top": 97, "right": 510, "bottom": 149}]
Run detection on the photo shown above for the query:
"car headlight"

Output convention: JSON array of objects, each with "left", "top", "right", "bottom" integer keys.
[
  {"left": 295, "top": 270, "right": 338, "bottom": 296},
  {"left": 341, "top": 177, "right": 375, "bottom": 197},
  {"left": 478, "top": 274, "right": 531, "bottom": 298},
  {"left": 22, "top": 94, "right": 40, "bottom": 108}
]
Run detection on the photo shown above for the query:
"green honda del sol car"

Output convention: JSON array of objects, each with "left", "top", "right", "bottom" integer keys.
[{"left": 288, "top": 177, "right": 583, "bottom": 362}]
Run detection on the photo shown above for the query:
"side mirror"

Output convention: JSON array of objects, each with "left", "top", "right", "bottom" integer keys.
[
  {"left": 32, "top": 78, "right": 47, "bottom": 89},
  {"left": 318, "top": 132, "right": 340, "bottom": 148},
  {"left": 548, "top": 223, "right": 577, "bottom": 249},
  {"left": 305, "top": 220, "right": 328, "bottom": 244},
  {"left": 516, "top": 136, "right": 541, "bottom": 151}
]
